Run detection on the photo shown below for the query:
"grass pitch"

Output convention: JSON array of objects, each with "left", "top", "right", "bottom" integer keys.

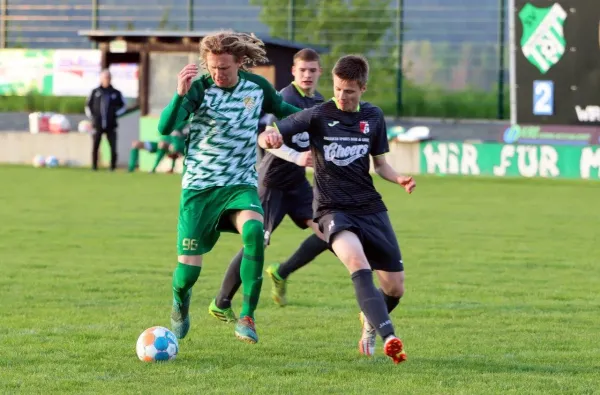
[{"left": 0, "top": 166, "right": 598, "bottom": 394}]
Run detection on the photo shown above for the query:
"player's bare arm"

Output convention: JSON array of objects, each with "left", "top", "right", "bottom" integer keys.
[
  {"left": 266, "top": 144, "right": 313, "bottom": 167},
  {"left": 372, "top": 155, "right": 416, "bottom": 194},
  {"left": 295, "top": 151, "right": 313, "bottom": 167},
  {"left": 262, "top": 125, "right": 313, "bottom": 167}
]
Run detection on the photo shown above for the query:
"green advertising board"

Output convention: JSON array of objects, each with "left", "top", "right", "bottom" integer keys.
[
  {"left": 420, "top": 141, "right": 600, "bottom": 180},
  {"left": 0, "top": 50, "right": 54, "bottom": 95}
]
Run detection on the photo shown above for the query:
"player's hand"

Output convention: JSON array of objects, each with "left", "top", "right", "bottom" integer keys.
[
  {"left": 296, "top": 151, "right": 313, "bottom": 167},
  {"left": 177, "top": 64, "right": 198, "bottom": 96},
  {"left": 259, "top": 127, "right": 283, "bottom": 149},
  {"left": 398, "top": 176, "right": 416, "bottom": 194}
]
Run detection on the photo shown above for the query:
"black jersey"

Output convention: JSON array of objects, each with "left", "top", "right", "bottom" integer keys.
[
  {"left": 275, "top": 99, "right": 389, "bottom": 218},
  {"left": 259, "top": 83, "right": 324, "bottom": 189}
]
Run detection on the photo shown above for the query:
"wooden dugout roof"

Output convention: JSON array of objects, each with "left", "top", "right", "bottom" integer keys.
[
  {"left": 78, "top": 30, "right": 327, "bottom": 115},
  {"left": 78, "top": 30, "right": 326, "bottom": 52}
]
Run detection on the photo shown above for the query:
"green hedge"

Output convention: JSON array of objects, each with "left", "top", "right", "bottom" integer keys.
[
  {"left": 0, "top": 93, "right": 87, "bottom": 114},
  {"left": 369, "top": 85, "right": 509, "bottom": 120},
  {"left": 1, "top": 87, "right": 509, "bottom": 119}
]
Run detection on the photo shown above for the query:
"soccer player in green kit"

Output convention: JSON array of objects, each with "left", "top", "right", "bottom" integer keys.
[
  {"left": 157, "top": 30, "right": 298, "bottom": 344},
  {"left": 127, "top": 119, "right": 187, "bottom": 173}
]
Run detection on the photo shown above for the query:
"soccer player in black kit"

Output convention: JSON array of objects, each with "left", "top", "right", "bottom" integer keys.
[
  {"left": 270, "top": 55, "right": 416, "bottom": 364},
  {"left": 208, "top": 48, "right": 330, "bottom": 321}
]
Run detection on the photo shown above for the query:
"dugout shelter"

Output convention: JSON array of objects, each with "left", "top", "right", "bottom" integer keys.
[{"left": 78, "top": 29, "right": 326, "bottom": 171}]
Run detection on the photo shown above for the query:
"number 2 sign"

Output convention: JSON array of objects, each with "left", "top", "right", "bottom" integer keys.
[{"left": 533, "top": 80, "right": 554, "bottom": 116}]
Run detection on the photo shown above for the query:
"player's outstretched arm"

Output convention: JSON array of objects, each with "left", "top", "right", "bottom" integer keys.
[
  {"left": 158, "top": 97, "right": 191, "bottom": 136},
  {"left": 369, "top": 108, "right": 415, "bottom": 193},
  {"left": 273, "top": 108, "right": 314, "bottom": 150},
  {"left": 372, "top": 155, "right": 416, "bottom": 194},
  {"left": 275, "top": 100, "right": 302, "bottom": 119},
  {"left": 158, "top": 64, "right": 199, "bottom": 135},
  {"left": 267, "top": 144, "right": 313, "bottom": 167},
  {"left": 258, "top": 127, "right": 283, "bottom": 149},
  {"left": 257, "top": 76, "right": 301, "bottom": 119}
]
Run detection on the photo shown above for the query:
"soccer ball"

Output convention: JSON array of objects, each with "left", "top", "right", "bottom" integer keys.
[
  {"left": 78, "top": 120, "right": 94, "bottom": 134},
  {"left": 45, "top": 156, "right": 59, "bottom": 168},
  {"left": 32, "top": 155, "right": 45, "bottom": 168},
  {"left": 49, "top": 114, "right": 71, "bottom": 134},
  {"left": 136, "top": 326, "right": 179, "bottom": 362}
]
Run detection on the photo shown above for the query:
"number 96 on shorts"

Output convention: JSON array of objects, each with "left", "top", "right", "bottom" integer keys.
[{"left": 181, "top": 238, "right": 198, "bottom": 251}]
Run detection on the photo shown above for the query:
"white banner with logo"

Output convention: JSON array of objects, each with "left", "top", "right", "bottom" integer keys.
[{"left": 52, "top": 50, "right": 138, "bottom": 98}]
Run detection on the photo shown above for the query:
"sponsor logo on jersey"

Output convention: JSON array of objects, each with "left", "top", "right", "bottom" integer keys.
[
  {"left": 243, "top": 96, "right": 255, "bottom": 110},
  {"left": 360, "top": 121, "right": 370, "bottom": 134},
  {"left": 291, "top": 131, "right": 310, "bottom": 148},
  {"left": 323, "top": 143, "right": 369, "bottom": 166}
]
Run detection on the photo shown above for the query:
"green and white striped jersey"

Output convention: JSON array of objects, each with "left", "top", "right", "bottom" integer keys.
[{"left": 159, "top": 71, "right": 299, "bottom": 191}]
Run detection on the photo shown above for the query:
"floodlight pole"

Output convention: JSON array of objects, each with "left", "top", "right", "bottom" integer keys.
[
  {"left": 497, "top": 0, "right": 507, "bottom": 119},
  {"left": 288, "top": 0, "right": 295, "bottom": 42},
  {"left": 395, "top": 0, "right": 405, "bottom": 119},
  {"left": 188, "top": 0, "right": 194, "bottom": 31},
  {"left": 508, "top": 0, "right": 517, "bottom": 125},
  {"left": 91, "top": 0, "right": 99, "bottom": 49},
  {"left": 0, "top": 0, "right": 7, "bottom": 48}
]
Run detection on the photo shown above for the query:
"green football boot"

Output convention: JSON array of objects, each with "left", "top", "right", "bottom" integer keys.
[
  {"left": 265, "top": 263, "right": 287, "bottom": 306},
  {"left": 170, "top": 290, "right": 191, "bottom": 339},
  {"left": 208, "top": 298, "right": 237, "bottom": 323}
]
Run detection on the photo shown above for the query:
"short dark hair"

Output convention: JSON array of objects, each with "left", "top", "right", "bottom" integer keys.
[
  {"left": 293, "top": 48, "right": 320, "bottom": 65},
  {"left": 332, "top": 55, "right": 369, "bottom": 87}
]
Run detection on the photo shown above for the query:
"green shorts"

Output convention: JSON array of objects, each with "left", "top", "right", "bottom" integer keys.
[{"left": 177, "top": 185, "right": 264, "bottom": 255}]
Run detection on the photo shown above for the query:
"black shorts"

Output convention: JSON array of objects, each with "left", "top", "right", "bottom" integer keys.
[
  {"left": 259, "top": 179, "right": 313, "bottom": 245},
  {"left": 317, "top": 211, "right": 403, "bottom": 272}
]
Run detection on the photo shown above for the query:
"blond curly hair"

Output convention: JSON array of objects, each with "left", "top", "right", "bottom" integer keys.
[{"left": 200, "top": 30, "right": 269, "bottom": 71}]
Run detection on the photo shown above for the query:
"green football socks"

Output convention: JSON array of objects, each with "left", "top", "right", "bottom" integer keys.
[
  {"left": 151, "top": 149, "right": 167, "bottom": 173},
  {"left": 172, "top": 262, "right": 201, "bottom": 304},
  {"left": 239, "top": 220, "right": 265, "bottom": 319},
  {"left": 128, "top": 148, "right": 139, "bottom": 172}
]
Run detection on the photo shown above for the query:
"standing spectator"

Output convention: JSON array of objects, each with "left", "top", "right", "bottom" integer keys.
[{"left": 85, "top": 69, "right": 127, "bottom": 171}]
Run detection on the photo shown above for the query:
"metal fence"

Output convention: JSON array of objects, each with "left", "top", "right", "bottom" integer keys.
[{"left": 0, "top": 0, "right": 508, "bottom": 119}]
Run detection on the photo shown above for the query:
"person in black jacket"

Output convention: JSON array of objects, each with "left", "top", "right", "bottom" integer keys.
[{"left": 85, "top": 69, "right": 127, "bottom": 170}]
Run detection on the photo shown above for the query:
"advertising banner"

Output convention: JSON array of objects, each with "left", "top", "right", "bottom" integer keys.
[
  {"left": 0, "top": 49, "right": 138, "bottom": 98},
  {"left": 0, "top": 50, "right": 54, "bottom": 95},
  {"left": 420, "top": 141, "right": 600, "bottom": 180},
  {"left": 514, "top": 0, "right": 600, "bottom": 126},
  {"left": 499, "top": 124, "right": 600, "bottom": 145},
  {"left": 386, "top": 119, "right": 506, "bottom": 142},
  {"left": 386, "top": 119, "right": 600, "bottom": 147},
  {"left": 52, "top": 50, "right": 103, "bottom": 96}
]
